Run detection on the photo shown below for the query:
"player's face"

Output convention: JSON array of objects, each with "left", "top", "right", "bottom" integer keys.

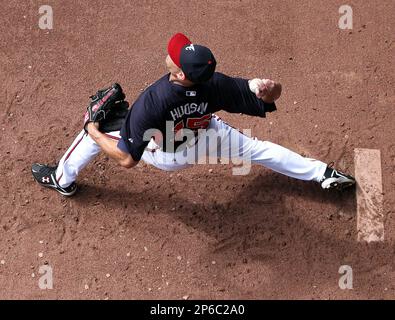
[
  {"left": 166, "top": 55, "right": 194, "bottom": 86},
  {"left": 166, "top": 55, "right": 181, "bottom": 75}
]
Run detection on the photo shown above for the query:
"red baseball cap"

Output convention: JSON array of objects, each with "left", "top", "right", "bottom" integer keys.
[
  {"left": 167, "top": 33, "right": 192, "bottom": 67},
  {"left": 167, "top": 33, "right": 217, "bottom": 83}
]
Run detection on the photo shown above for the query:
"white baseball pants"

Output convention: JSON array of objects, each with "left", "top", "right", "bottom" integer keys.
[{"left": 55, "top": 116, "right": 327, "bottom": 188}]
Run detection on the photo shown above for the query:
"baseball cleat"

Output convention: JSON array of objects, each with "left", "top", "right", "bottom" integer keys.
[
  {"left": 320, "top": 163, "right": 356, "bottom": 190},
  {"left": 31, "top": 163, "right": 77, "bottom": 197}
]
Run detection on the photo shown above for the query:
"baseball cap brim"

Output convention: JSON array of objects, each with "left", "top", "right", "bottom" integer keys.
[{"left": 167, "top": 33, "right": 192, "bottom": 68}]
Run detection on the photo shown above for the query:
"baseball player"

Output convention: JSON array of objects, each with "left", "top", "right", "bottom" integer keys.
[{"left": 31, "top": 33, "right": 355, "bottom": 196}]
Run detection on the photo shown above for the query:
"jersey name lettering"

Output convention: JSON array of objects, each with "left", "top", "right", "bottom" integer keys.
[{"left": 170, "top": 102, "right": 208, "bottom": 121}]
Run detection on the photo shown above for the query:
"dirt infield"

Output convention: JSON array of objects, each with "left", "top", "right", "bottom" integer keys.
[{"left": 1, "top": 0, "right": 394, "bottom": 299}]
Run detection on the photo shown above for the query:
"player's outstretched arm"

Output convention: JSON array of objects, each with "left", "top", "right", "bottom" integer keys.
[
  {"left": 249, "top": 78, "right": 282, "bottom": 103},
  {"left": 86, "top": 122, "right": 138, "bottom": 169}
]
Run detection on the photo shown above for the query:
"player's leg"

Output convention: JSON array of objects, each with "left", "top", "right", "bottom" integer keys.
[
  {"left": 140, "top": 138, "right": 194, "bottom": 171},
  {"left": 206, "top": 115, "right": 355, "bottom": 189},
  {"left": 140, "top": 117, "right": 327, "bottom": 180},
  {"left": 31, "top": 130, "right": 121, "bottom": 196}
]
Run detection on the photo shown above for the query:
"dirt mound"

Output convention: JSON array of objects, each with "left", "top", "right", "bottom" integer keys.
[{"left": 1, "top": 0, "right": 394, "bottom": 299}]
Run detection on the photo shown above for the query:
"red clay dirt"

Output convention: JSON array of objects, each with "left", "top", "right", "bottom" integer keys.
[{"left": 0, "top": 0, "right": 394, "bottom": 299}]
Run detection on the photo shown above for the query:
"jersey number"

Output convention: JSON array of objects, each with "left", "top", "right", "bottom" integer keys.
[{"left": 174, "top": 114, "right": 211, "bottom": 134}]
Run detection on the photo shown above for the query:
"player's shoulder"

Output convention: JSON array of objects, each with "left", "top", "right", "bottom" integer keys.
[
  {"left": 206, "top": 72, "right": 241, "bottom": 89},
  {"left": 129, "top": 75, "right": 170, "bottom": 117},
  {"left": 208, "top": 72, "right": 238, "bottom": 84},
  {"left": 212, "top": 71, "right": 228, "bottom": 78},
  {"left": 133, "top": 74, "right": 165, "bottom": 98},
  {"left": 147, "top": 74, "right": 170, "bottom": 89},
  {"left": 142, "top": 74, "right": 174, "bottom": 101}
]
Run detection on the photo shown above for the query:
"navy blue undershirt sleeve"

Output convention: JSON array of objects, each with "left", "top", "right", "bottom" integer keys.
[
  {"left": 213, "top": 73, "right": 277, "bottom": 117},
  {"left": 117, "top": 138, "right": 129, "bottom": 154}
]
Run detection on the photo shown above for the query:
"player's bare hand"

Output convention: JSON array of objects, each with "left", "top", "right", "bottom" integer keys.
[
  {"left": 86, "top": 122, "right": 99, "bottom": 133},
  {"left": 249, "top": 78, "right": 282, "bottom": 103}
]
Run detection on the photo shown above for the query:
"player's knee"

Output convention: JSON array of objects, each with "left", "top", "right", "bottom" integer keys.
[{"left": 251, "top": 140, "right": 285, "bottom": 164}]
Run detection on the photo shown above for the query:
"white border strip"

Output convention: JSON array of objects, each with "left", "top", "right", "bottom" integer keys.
[{"left": 354, "top": 148, "right": 384, "bottom": 242}]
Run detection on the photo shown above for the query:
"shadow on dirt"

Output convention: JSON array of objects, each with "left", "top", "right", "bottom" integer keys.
[{"left": 74, "top": 170, "right": 393, "bottom": 297}]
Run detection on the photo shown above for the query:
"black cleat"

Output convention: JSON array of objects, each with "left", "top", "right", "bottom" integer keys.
[
  {"left": 320, "top": 163, "right": 356, "bottom": 190},
  {"left": 31, "top": 163, "right": 77, "bottom": 197}
]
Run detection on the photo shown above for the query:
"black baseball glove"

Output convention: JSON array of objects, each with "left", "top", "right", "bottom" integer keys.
[
  {"left": 83, "top": 83, "right": 127, "bottom": 133},
  {"left": 99, "top": 100, "right": 129, "bottom": 133}
]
